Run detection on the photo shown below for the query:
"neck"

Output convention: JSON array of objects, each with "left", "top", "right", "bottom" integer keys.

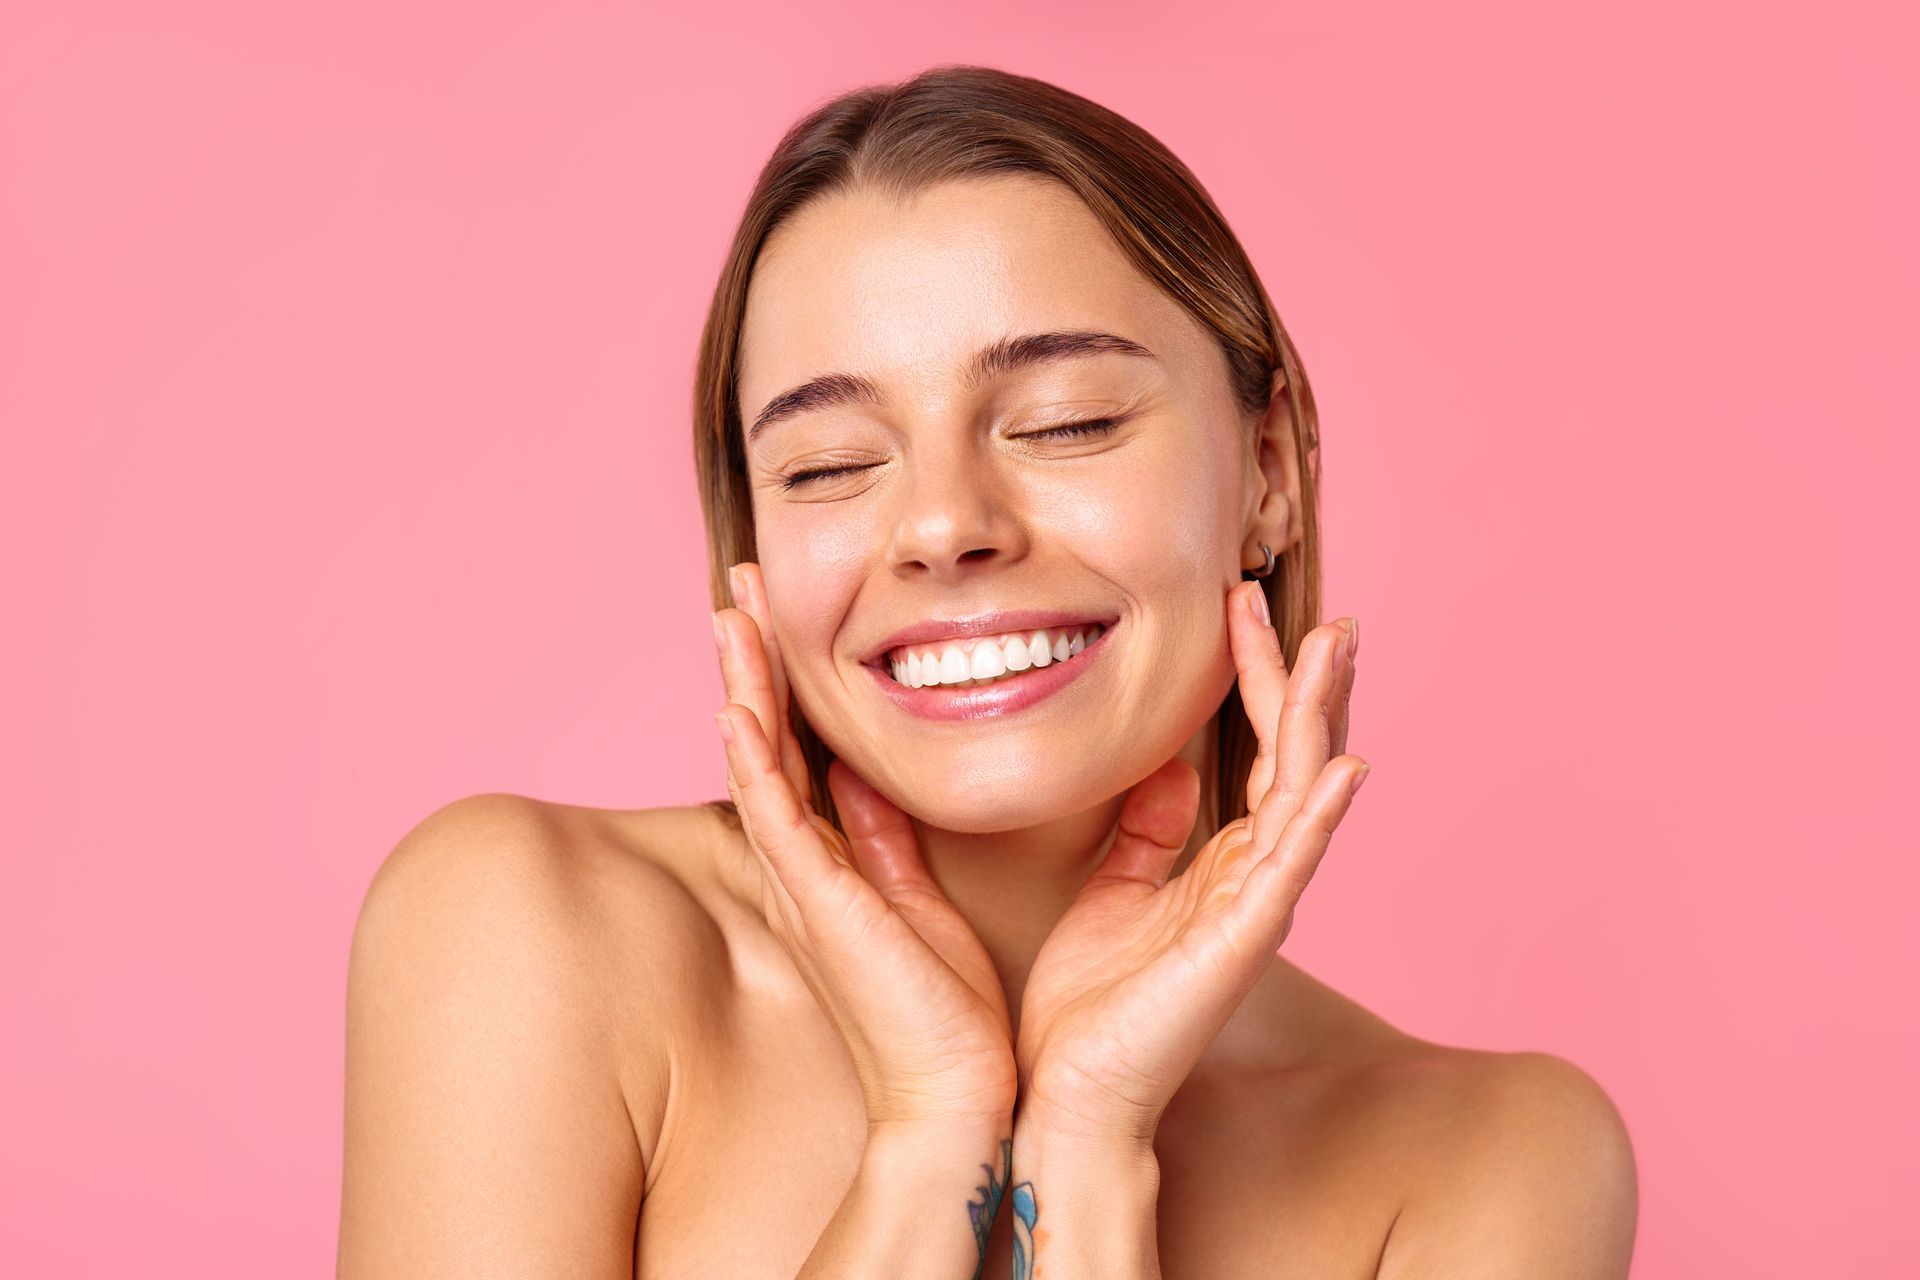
[{"left": 911, "top": 714, "right": 1222, "bottom": 1021}]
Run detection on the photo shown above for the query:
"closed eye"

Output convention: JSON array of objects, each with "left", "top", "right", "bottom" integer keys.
[
  {"left": 1018, "top": 416, "right": 1122, "bottom": 442},
  {"left": 779, "top": 461, "right": 869, "bottom": 490},
  {"left": 776, "top": 417, "right": 1124, "bottom": 490}
]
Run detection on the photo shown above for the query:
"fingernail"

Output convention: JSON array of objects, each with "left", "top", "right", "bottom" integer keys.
[
  {"left": 714, "top": 710, "right": 735, "bottom": 744},
  {"left": 1341, "top": 617, "right": 1357, "bottom": 665},
  {"left": 726, "top": 564, "right": 744, "bottom": 606},
  {"left": 1349, "top": 763, "right": 1370, "bottom": 797},
  {"left": 1247, "top": 584, "right": 1271, "bottom": 627},
  {"left": 711, "top": 610, "right": 726, "bottom": 654},
  {"left": 1349, "top": 616, "right": 1359, "bottom": 659}
]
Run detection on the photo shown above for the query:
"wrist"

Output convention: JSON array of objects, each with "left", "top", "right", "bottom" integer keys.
[
  {"left": 866, "top": 1112, "right": 1013, "bottom": 1162},
  {"left": 1014, "top": 1092, "right": 1161, "bottom": 1156},
  {"left": 1009, "top": 1104, "right": 1162, "bottom": 1275},
  {"left": 823, "top": 1119, "right": 1016, "bottom": 1276}
]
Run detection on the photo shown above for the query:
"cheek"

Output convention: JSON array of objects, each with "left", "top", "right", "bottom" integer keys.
[
  {"left": 1053, "top": 433, "right": 1243, "bottom": 711},
  {"left": 1042, "top": 433, "right": 1242, "bottom": 594},
  {"left": 754, "top": 511, "right": 872, "bottom": 680}
]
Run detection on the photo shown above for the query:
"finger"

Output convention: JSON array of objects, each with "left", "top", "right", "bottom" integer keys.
[
  {"left": 1227, "top": 581, "right": 1289, "bottom": 815},
  {"left": 1223, "top": 754, "right": 1369, "bottom": 958},
  {"left": 1249, "top": 619, "right": 1347, "bottom": 857},
  {"left": 1328, "top": 617, "right": 1356, "bottom": 759},
  {"left": 716, "top": 744, "right": 799, "bottom": 931},
  {"left": 1087, "top": 756, "right": 1201, "bottom": 889},
  {"left": 713, "top": 605, "right": 785, "bottom": 784},
  {"left": 730, "top": 562, "right": 816, "bottom": 812},
  {"left": 714, "top": 702, "right": 837, "bottom": 917},
  {"left": 826, "top": 758, "right": 935, "bottom": 903}
]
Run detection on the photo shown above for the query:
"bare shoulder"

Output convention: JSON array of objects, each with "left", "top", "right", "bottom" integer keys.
[
  {"left": 350, "top": 793, "right": 736, "bottom": 1069},
  {"left": 1371, "top": 1041, "right": 1640, "bottom": 1279},
  {"left": 339, "top": 793, "right": 737, "bottom": 1278},
  {"left": 1163, "top": 969, "right": 1635, "bottom": 1278}
]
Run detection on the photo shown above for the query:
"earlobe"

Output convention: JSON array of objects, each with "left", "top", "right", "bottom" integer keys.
[{"left": 1240, "top": 371, "right": 1303, "bottom": 566}]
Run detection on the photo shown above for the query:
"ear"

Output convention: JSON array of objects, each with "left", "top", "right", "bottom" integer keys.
[{"left": 1242, "top": 370, "right": 1304, "bottom": 570}]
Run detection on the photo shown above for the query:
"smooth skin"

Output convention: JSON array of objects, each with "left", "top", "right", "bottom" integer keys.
[
  {"left": 716, "top": 563, "right": 1368, "bottom": 1154},
  {"left": 338, "top": 174, "right": 1637, "bottom": 1277},
  {"left": 712, "top": 569, "right": 1019, "bottom": 1133}
]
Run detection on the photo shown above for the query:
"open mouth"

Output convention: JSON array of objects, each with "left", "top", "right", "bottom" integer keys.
[
  {"left": 860, "top": 618, "right": 1117, "bottom": 720},
  {"left": 874, "top": 621, "right": 1109, "bottom": 689}
]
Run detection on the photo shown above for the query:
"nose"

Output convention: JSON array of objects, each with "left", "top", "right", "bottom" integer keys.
[{"left": 885, "top": 439, "right": 1029, "bottom": 581}]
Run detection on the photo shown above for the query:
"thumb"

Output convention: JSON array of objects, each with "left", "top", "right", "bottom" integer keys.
[
  {"left": 1090, "top": 756, "right": 1201, "bottom": 889},
  {"left": 826, "top": 758, "right": 939, "bottom": 903}
]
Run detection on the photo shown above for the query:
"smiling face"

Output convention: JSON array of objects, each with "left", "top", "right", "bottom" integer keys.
[{"left": 735, "top": 173, "right": 1289, "bottom": 832}]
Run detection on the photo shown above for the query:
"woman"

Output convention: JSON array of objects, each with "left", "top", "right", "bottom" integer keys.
[{"left": 339, "top": 65, "right": 1637, "bottom": 1278}]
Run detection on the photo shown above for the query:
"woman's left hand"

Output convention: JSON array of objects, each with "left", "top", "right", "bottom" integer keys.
[{"left": 1013, "top": 582, "right": 1368, "bottom": 1147}]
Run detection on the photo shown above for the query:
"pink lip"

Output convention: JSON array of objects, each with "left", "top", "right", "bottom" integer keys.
[{"left": 862, "top": 621, "right": 1117, "bottom": 722}]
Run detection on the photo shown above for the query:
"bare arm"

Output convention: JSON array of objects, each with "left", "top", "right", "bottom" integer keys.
[
  {"left": 799, "top": 1122, "right": 1018, "bottom": 1279},
  {"left": 337, "top": 795, "right": 647, "bottom": 1278},
  {"left": 1004, "top": 1103, "right": 1163, "bottom": 1278}
]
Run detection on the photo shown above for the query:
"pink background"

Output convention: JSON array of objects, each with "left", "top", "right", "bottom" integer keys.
[{"left": 3, "top": 2, "right": 1913, "bottom": 1274}]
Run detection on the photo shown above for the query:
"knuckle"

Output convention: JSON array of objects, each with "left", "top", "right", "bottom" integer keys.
[
  {"left": 1281, "top": 865, "right": 1316, "bottom": 901},
  {"left": 1282, "top": 679, "right": 1330, "bottom": 719}
]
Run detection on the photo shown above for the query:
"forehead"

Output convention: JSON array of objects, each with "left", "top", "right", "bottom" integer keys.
[{"left": 737, "top": 174, "right": 1200, "bottom": 413}]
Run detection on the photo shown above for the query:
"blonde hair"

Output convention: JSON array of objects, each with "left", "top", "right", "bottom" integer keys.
[{"left": 694, "top": 64, "right": 1323, "bottom": 835}]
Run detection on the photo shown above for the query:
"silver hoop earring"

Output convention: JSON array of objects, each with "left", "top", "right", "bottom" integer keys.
[{"left": 1245, "top": 542, "right": 1275, "bottom": 580}]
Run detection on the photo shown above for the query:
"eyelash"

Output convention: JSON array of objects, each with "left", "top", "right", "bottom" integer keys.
[{"left": 777, "top": 417, "right": 1123, "bottom": 491}]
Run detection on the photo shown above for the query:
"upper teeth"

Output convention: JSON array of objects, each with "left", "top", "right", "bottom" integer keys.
[{"left": 887, "top": 625, "right": 1105, "bottom": 689}]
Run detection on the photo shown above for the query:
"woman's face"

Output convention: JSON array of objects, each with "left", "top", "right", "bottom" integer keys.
[{"left": 736, "top": 174, "right": 1279, "bottom": 832}]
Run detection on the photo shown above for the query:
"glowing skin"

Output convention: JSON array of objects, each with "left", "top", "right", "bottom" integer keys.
[{"left": 732, "top": 171, "right": 1297, "bottom": 1012}]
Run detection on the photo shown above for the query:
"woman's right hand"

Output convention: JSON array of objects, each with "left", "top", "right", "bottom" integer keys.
[{"left": 711, "top": 562, "right": 1018, "bottom": 1132}]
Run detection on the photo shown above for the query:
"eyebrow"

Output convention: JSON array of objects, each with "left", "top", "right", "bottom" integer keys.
[{"left": 744, "top": 329, "right": 1158, "bottom": 445}]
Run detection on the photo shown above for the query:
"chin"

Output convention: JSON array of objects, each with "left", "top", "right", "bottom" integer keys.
[
  {"left": 876, "top": 758, "right": 1127, "bottom": 834},
  {"left": 901, "top": 791, "right": 1076, "bottom": 835}
]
